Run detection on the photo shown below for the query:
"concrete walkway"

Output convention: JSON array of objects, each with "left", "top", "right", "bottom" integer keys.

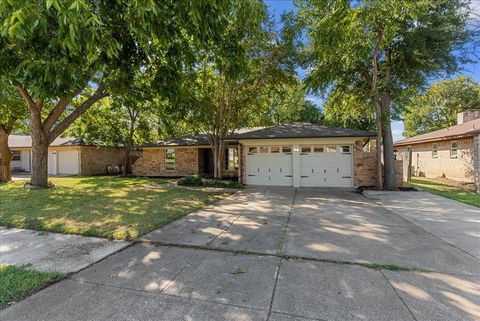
[
  {"left": 0, "top": 227, "right": 129, "bottom": 273},
  {"left": 2, "top": 188, "right": 479, "bottom": 321}
]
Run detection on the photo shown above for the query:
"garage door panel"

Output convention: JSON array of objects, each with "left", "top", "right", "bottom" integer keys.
[
  {"left": 246, "top": 152, "right": 293, "bottom": 186},
  {"left": 299, "top": 147, "right": 353, "bottom": 188},
  {"left": 58, "top": 150, "right": 79, "bottom": 175}
]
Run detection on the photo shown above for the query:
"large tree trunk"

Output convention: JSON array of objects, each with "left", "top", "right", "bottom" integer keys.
[
  {"left": 124, "top": 148, "right": 131, "bottom": 176},
  {"left": 0, "top": 127, "right": 12, "bottom": 182},
  {"left": 381, "top": 92, "right": 397, "bottom": 190},
  {"left": 374, "top": 100, "right": 383, "bottom": 190},
  {"left": 381, "top": 51, "right": 397, "bottom": 190},
  {"left": 17, "top": 82, "right": 107, "bottom": 188},
  {"left": 211, "top": 136, "right": 225, "bottom": 179},
  {"left": 29, "top": 108, "right": 50, "bottom": 187}
]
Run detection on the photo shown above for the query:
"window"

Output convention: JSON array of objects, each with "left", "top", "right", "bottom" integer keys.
[
  {"left": 282, "top": 146, "right": 292, "bottom": 153},
  {"left": 12, "top": 151, "right": 21, "bottom": 161},
  {"left": 301, "top": 146, "right": 311, "bottom": 153},
  {"left": 270, "top": 146, "right": 280, "bottom": 153},
  {"left": 226, "top": 148, "right": 238, "bottom": 171},
  {"left": 326, "top": 145, "right": 337, "bottom": 152},
  {"left": 165, "top": 148, "right": 175, "bottom": 170},
  {"left": 450, "top": 141, "right": 458, "bottom": 158},
  {"left": 313, "top": 145, "right": 324, "bottom": 153},
  {"left": 248, "top": 147, "right": 257, "bottom": 154},
  {"left": 341, "top": 145, "right": 351, "bottom": 154},
  {"left": 432, "top": 144, "right": 438, "bottom": 158},
  {"left": 259, "top": 146, "right": 268, "bottom": 153}
]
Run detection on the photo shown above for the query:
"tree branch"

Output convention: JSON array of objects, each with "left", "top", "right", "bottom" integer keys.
[
  {"left": 16, "top": 86, "right": 37, "bottom": 112},
  {"left": 48, "top": 82, "right": 108, "bottom": 144},
  {"left": 44, "top": 85, "right": 87, "bottom": 132}
]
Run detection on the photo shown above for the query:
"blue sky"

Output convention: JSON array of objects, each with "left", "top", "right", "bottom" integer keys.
[{"left": 265, "top": 0, "right": 480, "bottom": 141}]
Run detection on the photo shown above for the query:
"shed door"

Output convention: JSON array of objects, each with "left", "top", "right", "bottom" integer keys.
[
  {"left": 48, "top": 151, "right": 57, "bottom": 175},
  {"left": 58, "top": 150, "right": 80, "bottom": 175}
]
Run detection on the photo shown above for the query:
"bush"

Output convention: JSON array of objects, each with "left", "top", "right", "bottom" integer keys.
[
  {"left": 178, "top": 175, "right": 203, "bottom": 186},
  {"left": 178, "top": 176, "right": 243, "bottom": 189}
]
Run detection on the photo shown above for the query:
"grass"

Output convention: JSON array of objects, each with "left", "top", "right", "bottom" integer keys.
[
  {"left": 407, "top": 178, "right": 479, "bottom": 208},
  {"left": 231, "top": 266, "right": 248, "bottom": 274},
  {"left": 0, "top": 264, "right": 63, "bottom": 308},
  {"left": 360, "top": 263, "right": 429, "bottom": 272},
  {"left": 0, "top": 176, "right": 229, "bottom": 240}
]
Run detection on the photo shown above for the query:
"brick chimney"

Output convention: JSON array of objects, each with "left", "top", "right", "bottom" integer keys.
[{"left": 457, "top": 110, "right": 480, "bottom": 124}]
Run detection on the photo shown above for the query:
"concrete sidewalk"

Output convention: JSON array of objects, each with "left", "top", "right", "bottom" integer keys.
[{"left": 0, "top": 227, "right": 129, "bottom": 273}]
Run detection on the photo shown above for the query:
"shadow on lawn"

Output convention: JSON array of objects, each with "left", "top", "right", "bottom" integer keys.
[{"left": 0, "top": 176, "right": 227, "bottom": 240}]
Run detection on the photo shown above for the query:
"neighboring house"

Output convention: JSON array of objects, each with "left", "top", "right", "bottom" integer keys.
[
  {"left": 132, "top": 123, "right": 400, "bottom": 188},
  {"left": 5, "top": 135, "right": 126, "bottom": 176},
  {"left": 394, "top": 110, "right": 480, "bottom": 191}
]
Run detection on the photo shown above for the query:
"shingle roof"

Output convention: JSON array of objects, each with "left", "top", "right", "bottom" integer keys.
[
  {"left": 145, "top": 127, "right": 265, "bottom": 147},
  {"left": 8, "top": 135, "right": 84, "bottom": 148},
  {"left": 144, "top": 134, "right": 210, "bottom": 147},
  {"left": 229, "top": 123, "right": 375, "bottom": 140},
  {"left": 394, "top": 118, "right": 480, "bottom": 146}
]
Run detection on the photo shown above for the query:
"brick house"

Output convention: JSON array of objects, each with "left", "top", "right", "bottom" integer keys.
[
  {"left": 5, "top": 135, "right": 126, "bottom": 176},
  {"left": 394, "top": 111, "right": 480, "bottom": 191},
  {"left": 133, "top": 123, "right": 402, "bottom": 188}
]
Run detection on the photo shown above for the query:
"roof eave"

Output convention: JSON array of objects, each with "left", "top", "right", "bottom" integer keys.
[{"left": 394, "top": 132, "right": 479, "bottom": 147}]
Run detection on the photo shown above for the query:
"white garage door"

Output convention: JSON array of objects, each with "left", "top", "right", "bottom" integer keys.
[
  {"left": 300, "top": 145, "right": 352, "bottom": 187},
  {"left": 246, "top": 146, "right": 293, "bottom": 186},
  {"left": 58, "top": 150, "right": 79, "bottom": 175}
]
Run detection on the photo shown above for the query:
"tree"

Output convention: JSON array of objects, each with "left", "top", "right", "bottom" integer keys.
[
  {"left": 0, "top": 0, "right": 238, "bottom": 187},
  {"left": 295, "top": 0, "right": 473, "bottom": 190},
  {"left": 262, "top": 82, "right": 324, "bottom": 125},
  {"left": 323, "top": 87, "right": 376, "bottom": 132},
  {"left": 174, "top": 1, "right": 295, "bottom": 179},
  {"left": 404, "top": 76, "right": 480, "bottom": 137},
  {"left": 0, "top": 79, "right": 28, "bottom": 182},
  {"left": 68, "top": 95, "right": 155, "bottom": 175}
]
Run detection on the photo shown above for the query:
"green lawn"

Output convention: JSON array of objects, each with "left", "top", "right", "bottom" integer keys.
[
  {"left": 407, "top": 178, "right": 479, "bottom": 207},
  {"left": 0, "top": 176, "right": 228, "bottom": 240},
  {"left": 0, "top": 264, "right": 63, "bottom": 308}
]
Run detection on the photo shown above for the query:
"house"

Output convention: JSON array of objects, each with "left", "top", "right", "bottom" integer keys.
[
  {"left": 132, "top": 123, "right": 400, "bottom": 188},
  {"left": 5, "top": 135, "right": 126, "bottom": 176},
  {"left": 394, "top": 110, "right": 480, "bottom": 191}
]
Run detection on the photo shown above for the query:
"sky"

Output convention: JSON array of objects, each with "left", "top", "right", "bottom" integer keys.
[{"left": 265, "top": 0, "right": 480, "bottom": 141}]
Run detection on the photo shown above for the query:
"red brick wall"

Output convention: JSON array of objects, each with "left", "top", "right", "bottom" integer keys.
[
  {"left": 354, "top": 141, "right": 403, "bottom": 188},
  {"left": 132, "top": 147, "right": 200, "bottom": 176},
  {"left": 80, "top": 146, "right": 126, "bottom": 175}
]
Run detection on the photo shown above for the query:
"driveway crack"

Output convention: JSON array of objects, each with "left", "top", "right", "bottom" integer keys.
[
  {"left": 380, "top": 269, "right": 419, "bottom": 321},
  {"left": 266, "top": 258, "right": 283, "bottom": 321},
  {"left": 277, "top": 188, "right": 297, "bottom": 254}
]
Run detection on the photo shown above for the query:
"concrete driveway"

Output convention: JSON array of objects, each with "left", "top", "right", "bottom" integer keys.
[{"left": 2, "top": 188, "right": 479, "bottom": 321}]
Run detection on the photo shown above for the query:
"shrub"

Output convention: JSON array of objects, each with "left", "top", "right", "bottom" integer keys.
[
  {"left": 178, "top": 175, "right": 203, "bottom": 186},
  {"left": 178, "top": 176, "right": 243, "bottom": 189}
]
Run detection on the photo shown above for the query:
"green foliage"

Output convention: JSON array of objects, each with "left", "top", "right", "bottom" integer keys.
[
  {"left": 178, "top": 175, "right": 204, "bottom": 187},
  {"left": 178, "top": 176, "right": 243, "bottom": 189},
  {"left": 404, "top": 76, "right": 480, "bottom": 137},
  {"left": 260, "top": 82, "right": 324, "bottom": 125},
  {"left": 323, "top": 87, "right": 376, "bottom": 131},
  {"left": 295, "top": 0, "right": 474, "bottom": 127},
  {"left": 0, "top": 264, "right": 63, "bottom": 307},
  {"left": 0, "top": 79, "right": 27, "bottom": 132},
  {"left": 0, "top": 0, "right": 238, "bottom": 99}
]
